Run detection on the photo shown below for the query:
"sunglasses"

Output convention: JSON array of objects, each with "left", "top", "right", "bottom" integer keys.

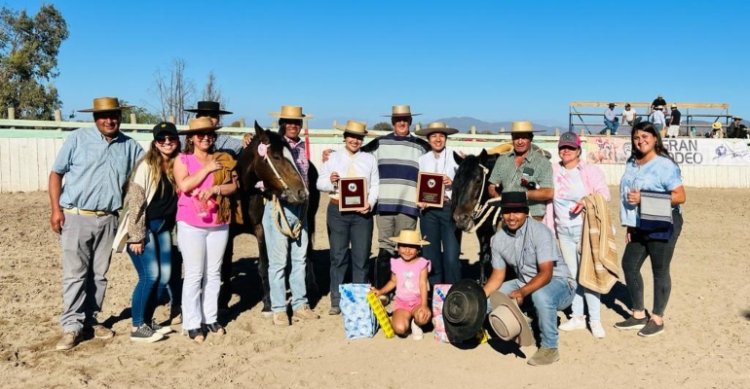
[
  {"left": 193, "top": 132, "right": 216, "bottom": 140},
  {"left": 155, "top": 135, "right": 179, "bottom": 144}
]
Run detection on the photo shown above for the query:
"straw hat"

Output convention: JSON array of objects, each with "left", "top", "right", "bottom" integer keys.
[
  {"left": 270, "top": 105, "right": 312, "bottom": 120},
  {"left": 510, "top": 121, "right": 541, "bottom": 133},
  {"left": 670, "top": 103, "right": 678, "bottom": 109},
  {"left": 335, "top": 120, "right": 368, "bottom": 136},
  {"left": 488, "top": 291, "right": 534, "bottom": 347},
  {"left": 78, "top": 97, "right": 132, "bottom": 113},
  {"left": 712, "top": 122, "right": 723, "bottom": 130},
  {"left": 178, "top": 117, "right": 221, "bottom": 135},
  {"left": 382, "top": 105, "right": 421, "bottom": 118},
  {"left": 416, "top": 121, "right": 459, "bottom": 137},
  {"left": 389, "top": 229, "right": 430, "bottom": 246},
  {"left": 184, "top": 101, "right": 232, "bottom": 115}
]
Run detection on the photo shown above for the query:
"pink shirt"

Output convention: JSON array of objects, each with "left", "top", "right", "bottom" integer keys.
[
  {"left": 176, "top": 153, "right": 223, "bottom": 227},
  {"left": 545, "top": 161, "right": 610, "bottom": 232},
  {"left": 390, "top": 257, "right": 431, "bottom": 305}
]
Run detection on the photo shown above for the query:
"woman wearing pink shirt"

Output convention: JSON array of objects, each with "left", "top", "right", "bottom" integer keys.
[{"left": 552, "top": 132, "right": 610, "bottom": 338}]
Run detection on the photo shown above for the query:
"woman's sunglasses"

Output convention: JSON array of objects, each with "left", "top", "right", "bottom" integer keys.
[
  {"left": 155, "top": 135, "right": 179, "bottom": 144},
  {"left": 193, "top": 132, "right": 216, "bottom": 140}
]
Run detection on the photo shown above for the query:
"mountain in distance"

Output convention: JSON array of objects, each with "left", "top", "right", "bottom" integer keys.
[{"left": 426, "top": 116, "right": 564, "bottom": 134}]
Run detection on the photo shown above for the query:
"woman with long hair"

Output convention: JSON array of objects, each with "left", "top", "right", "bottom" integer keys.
[
  {"left": 615, "top": 121, "right": 686, "bottom": 337},
  {"left": 173, "top": 117, "right": 237, "bottom": 343},
  {"left": 114, "top": 122, "right": 181, "bottom": 343}
]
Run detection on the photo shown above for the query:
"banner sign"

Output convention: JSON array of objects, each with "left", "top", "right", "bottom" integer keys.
[{"left": 584, "top": 136, "right": 750, "bottom": 166}]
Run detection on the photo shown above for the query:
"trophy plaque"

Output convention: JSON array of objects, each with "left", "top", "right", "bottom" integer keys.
[
  {"left": 339, "top": 177, "right": 368, "bottom": 212},
  {"left": 417, "top": 172, "right": 445, "bottom": 208}
]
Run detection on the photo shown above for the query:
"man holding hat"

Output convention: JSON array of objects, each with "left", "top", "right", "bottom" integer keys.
[
  {"left": 602, "top": 103, "right": 620, "bottom": 135},
  {"left": 487, "top": 121, "right": 553, "bottom": 221},
  {"left": 726, "top": 116, "right": 748, "bottom": 139},
  {"left": 417, "top": 122, "right": 462, "bottom": 285},
  {"left": 316, "top": 120, "right": 379, "bottom": 315},
  {"left": 49, "top": 97, "right": 144, "bottom": 350},
  {"left": 482, "top": 192, "right": 575, "bottom": 366},
  {"left": 360, "top": 105, "right": 430, "bottom": 291},
  {"left": 666, "top": 104, "right": 681, "bottom": 138}
]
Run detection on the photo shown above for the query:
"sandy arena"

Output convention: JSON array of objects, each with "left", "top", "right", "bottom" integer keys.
[{"left": 0, "top": 188, "right": 748, "bottom": 388}]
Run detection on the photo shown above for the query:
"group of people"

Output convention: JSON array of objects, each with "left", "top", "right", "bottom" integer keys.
[
  {"left": 602, "top": 97, "right": 684, "bottom": 139},
  {"left": 49, "top": 97, "right": 687, "bottom": 368}
]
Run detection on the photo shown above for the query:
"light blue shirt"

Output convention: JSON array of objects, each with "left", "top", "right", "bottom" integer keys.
[
  {"left": 52, "top": 127, "right": 144, "bottom": 212},
  {"left": 619, "top": 155, "right": 682, "bottom": 227}
]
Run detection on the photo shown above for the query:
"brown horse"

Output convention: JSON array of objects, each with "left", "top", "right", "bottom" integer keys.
[{"left": 221, "top": 121, "right": 310, "bottom": 316}]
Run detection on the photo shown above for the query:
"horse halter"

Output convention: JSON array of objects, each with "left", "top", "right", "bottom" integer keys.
[
  {"left": 467, "top": 162, "right": 502, "bottom": 234},
  {"left": 258, "top": 143, "right": 290, "bottom": 190}
]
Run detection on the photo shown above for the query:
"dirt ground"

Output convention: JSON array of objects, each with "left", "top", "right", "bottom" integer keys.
[{"left": 0, "top": 188, "right": 748, "bottom": 388}]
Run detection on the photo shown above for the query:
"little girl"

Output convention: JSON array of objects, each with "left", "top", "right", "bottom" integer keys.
[{"left": 373, "top": 229, "right": 432, "bottom": 340}]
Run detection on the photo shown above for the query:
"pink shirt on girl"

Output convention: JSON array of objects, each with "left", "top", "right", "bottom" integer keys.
[
  {"left": 390, "top": 257, "right": 431, "bottom": 306},
  {"left": 176, "top": 153, "right": 222, "bottom": 227}
]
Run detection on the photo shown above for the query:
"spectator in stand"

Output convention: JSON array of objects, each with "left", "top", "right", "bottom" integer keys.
[
  {"left": 650, "top": 106, "right": 666, "bottom": 137},
  {"left": 726, "top": 116, "right": 748, "bottom": 139},
  {"left": 666, "top": 104, "right": 681, "bottom": 138},
  {"left": 650, "top": 95, "right": 667, "bottom": 113},
  {"left": 622, "top": 103, "right": 640, "bottom": 128},
  {"left": 707, "top": 122, "right": 724, "bottom": 138},
  {"left": 602, "top": 103, "right": 620, "bottom": 135}
]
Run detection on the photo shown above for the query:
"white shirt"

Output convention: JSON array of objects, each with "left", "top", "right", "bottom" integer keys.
[
  {"left": 622, "top": 108, "right": 637, "bottom": 122},
  {"left": 418, "top": 147, "right": 460, "bottom": 200},
  {"left": 316, "top": 148, "right": 379, "bottom": 207},
  {"left": 650, "top": 110, "right": 666, "bottom": 125},
  {"left": 604, "top": 108, "right": 617, "bottom": 121}
]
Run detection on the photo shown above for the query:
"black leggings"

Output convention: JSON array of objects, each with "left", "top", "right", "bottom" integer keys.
[{"left": 622, "top": 210, "right": 683, "bottom": 316}]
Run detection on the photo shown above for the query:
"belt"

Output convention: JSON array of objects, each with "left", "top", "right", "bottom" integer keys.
[
  {"left": 532, "top": 216, "right": 544, "bottom": 221},
  {"left": 330, "top": 198, "right": 340, "bottom": 206},
  {"left": 63, "top": 207, "right": 116, "bottom": 217}
]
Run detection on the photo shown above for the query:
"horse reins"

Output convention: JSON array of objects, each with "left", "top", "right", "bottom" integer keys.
[
  {"left": 261, "top": 148, "right": 306, "bottom": 239},
  {"left": 467, "top": 162, "right": 502, "bottom": 234}
]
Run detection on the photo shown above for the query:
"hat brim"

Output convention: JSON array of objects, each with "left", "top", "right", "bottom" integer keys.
[
  {"left": 382, "top": 113, "right": 422, "bottom": 117},
  {"left": 389, "top": 237, "right": 430, "bottom": 246},
  {"left": 488, "top": 291, "right": 534, "bottom": 347},
  {"left": 415, "top": 127, "right": 459, "bottom": 137},
  {"left": 77, "top": 105, "right": 132, "bottom": 113},
  {"left": 184, "top": 108, "right": 233, "bottom": 115},
  {"left": 333, "top": 125, "right": 368, "bottom": 136},
  {"left": 178, "top": 125, "right": 222, "bottom": 135},
  {"left": 270, "top": 112, "right": 313, "bottom": 119},
  {"left": 442, "top": 280, "right": 487, "bottom": 342}
]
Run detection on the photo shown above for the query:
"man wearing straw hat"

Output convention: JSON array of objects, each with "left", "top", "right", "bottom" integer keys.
[
  {"left": 483, "top": 192, "right": 575, "bottom": 366},
  {"left": 184, "top": 100, "right": 248, "bottom": 156},
  {"left": 487, "top": 121, "right": 553, "bottom": 221},
  {"left": 49, "top": 97, "right": 144, "bottom": 350},
  {"left": 360, "top": 105, "right": 430, "bottom": 292}
]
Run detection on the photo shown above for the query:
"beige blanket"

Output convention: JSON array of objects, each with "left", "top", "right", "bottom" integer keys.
[{"left": 578, "top": 193, "right": 620, "bottom": 293}]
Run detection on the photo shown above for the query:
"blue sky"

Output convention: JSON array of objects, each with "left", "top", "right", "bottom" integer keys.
[{"left": 6, "top": 0, "right": 750, "bottom": 127}]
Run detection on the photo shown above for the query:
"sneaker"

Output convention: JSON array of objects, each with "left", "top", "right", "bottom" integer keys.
[
  {"left": 130, "top": 324, "right": 164, "bottom": 343},
  {"left": 273, "top": 312, "right": 289, "bottom": 326},
  {"left": 559, "top": 315, "right": 586, "bottom": 331},
  {"left": 151, "top": 320, "right": 174, "bottom": 335},
  {"left": 292, "top": 305, "right": 320, "bottom": 321},
  {"left": 589, "top": 320, "right": 606, "bottom": 339},
  {"left": 528, "top": 347, "right": 560, "bottom": 366},
  {"left": 637, "top": 320, "right": 664, "bottom": 337},
  {"left": 411, "top": 320, "right": 423, "bottom": 341},
  {"left": 614, "top": 316, "right": 648, "bottom": 331},
  {"left": 206, "top": 322, "right": 226, "bottom": 336},
  {"left": 92, "top": 324, "right": 115, "bottom": 339},
  {"left": 55, "top": 330, "right": 81, "bottom": 351},
  {"left": 328, "top": 306, "right": 341, "bottom": 316}
]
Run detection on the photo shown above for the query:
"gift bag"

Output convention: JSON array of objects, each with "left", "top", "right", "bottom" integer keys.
[
  {"left": 432, "top": 284, "right": 452, "bottom": 342},
  {"left": 339, "top": 283, "right": 378, "bottom": 340}
]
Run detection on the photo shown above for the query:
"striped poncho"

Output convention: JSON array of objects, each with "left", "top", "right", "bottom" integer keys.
[{"left": 362, "top": 132, "right": 430, "bottom": 217}]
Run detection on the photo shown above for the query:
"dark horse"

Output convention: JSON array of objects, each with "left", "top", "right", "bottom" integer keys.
[
  {"left": 451, "top": 149, "right": 500, "bottom": 283},
  {"left": 221, "top": 121, "right": 312, "bottom": 315}
]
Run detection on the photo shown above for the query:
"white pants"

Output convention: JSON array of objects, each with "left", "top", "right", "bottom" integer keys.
[
  {"left": 177, "top": 221, "right": 229, "bottom": 330},
  {"left": 667, "top": 125, "right": 680, "bottom": 137}
]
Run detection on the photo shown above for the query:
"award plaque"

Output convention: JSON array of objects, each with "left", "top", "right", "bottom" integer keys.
[
  {"left": 338, "top": 177, "right": 368, "bottom": 212},
  {"left": 417, "top": 172, "right": 445, "bottom": 208}
]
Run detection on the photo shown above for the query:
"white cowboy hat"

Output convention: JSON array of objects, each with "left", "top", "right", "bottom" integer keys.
[
  {"left": 488, "top": 291, "right": 534, "bottom": 347},
  {"left": 389, "top": 229, "right": 430, "bottom": 246},
  {"left": 416, "top": 121, "right": 459, "bottom": 137},
  {"left": 334, "top": 120, "right": 368, "bottom": 136},
  {"left": 270, "top": 105, "right": 313, "bottom": 120},
  {"left": 382, "top": 104, "right": 422, "bottom": 118}
]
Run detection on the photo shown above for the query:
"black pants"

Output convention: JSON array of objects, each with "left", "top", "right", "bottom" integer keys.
[
  {"left": 327, "top": 204, "right": 373, "bottom": 308},
  {"left": 622, "top": 210, "right": 683, "bottom": 316}
]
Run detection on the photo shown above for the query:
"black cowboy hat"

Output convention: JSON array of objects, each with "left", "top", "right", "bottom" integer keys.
[
  {"left": 184, "top": 101, "right": 232, "bottom": 115},
  {"left": 499, "top": 191, "right": 529, "bottom": 211},
  {"left": 442, "top": 279, "right": 487, "bottom": 342}
]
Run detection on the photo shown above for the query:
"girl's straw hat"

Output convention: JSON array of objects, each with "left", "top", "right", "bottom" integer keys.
[{"left": 389, "top": 229, "right": 430, "bottom": 246}]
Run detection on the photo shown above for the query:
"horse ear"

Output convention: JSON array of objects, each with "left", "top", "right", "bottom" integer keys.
[
  {"left": 479, "top": 149, "right": 488, "bottom": 160},
  {"left": 254, "top": 121, "right": 265, "bottom": 137},
  {"left": 452, "top": 150, "right": 464, "bottom": 164}
]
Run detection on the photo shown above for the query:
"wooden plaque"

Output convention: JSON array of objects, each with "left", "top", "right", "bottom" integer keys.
[
  {"left": 417, "top": 172, "right": 445, "bottom": 208},
  {"left": 338, "top": 177, "right": 368, "bottom": 212}
]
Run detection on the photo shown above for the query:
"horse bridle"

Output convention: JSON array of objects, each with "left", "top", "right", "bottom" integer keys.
[
  {"left": 260, "top": 144, "right": 307, "bottom": 239},
  {"left": 467, "top": 162, "right": 502, "bottom": 233}
]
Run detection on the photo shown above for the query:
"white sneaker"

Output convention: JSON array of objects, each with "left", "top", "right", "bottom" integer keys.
[
  {"left": 411, "top": 320, "right": 423, "bottom": 341},
  {"left": 559, "top": 315, "right": 586, "bottom": 331},
  {"left": 589, "top": 320, "right": 606, "bottom": 339}
]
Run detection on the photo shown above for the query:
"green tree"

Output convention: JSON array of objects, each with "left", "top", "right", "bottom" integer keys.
[
  {"left": 372, "top": 121, "right": 393, "bottom": 132},
  {"left": 0, "top": 4, "right": 69, "bottom": 119}
]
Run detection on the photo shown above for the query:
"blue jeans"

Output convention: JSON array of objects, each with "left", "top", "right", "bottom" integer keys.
[
  {"left": 557, "top": 224, "right": 601, "bottom": 321},
  {"left": 603, "top": 119, "right": 619, "bottom": 134},
  {"left": 495, "top": 277, "right": 575, "bottom": 348},
  {"left": 128, "top": 219, "right": 173, "bottom": 327},
  {"left": 420, "top": 204, "right": 462, "bottom": 285},
  {"left": 262, "top": 201, "right": 309, "bottom": 312}
]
